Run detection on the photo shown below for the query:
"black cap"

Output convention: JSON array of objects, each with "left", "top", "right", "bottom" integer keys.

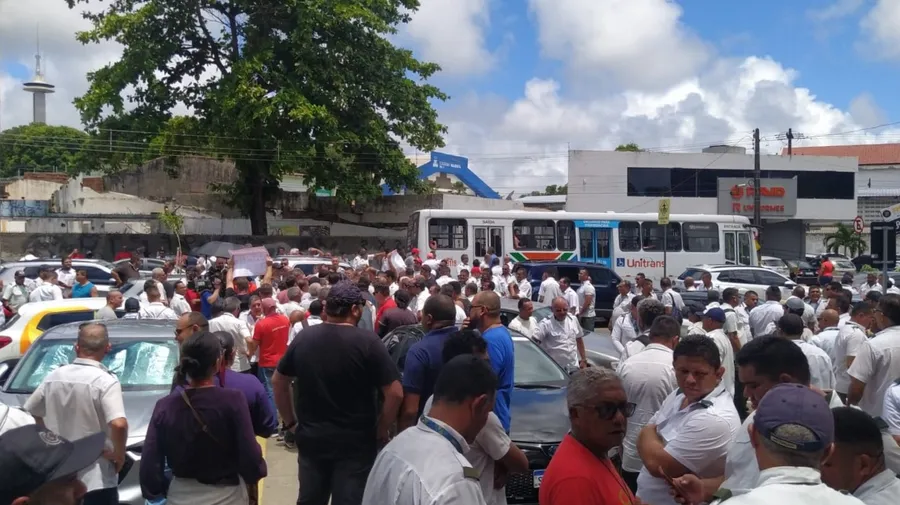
[
  {"left": 0, "top": 425, "right": 105, "bottom": 503},
  {"left": 13, "top": 270, "right": 25, "bottom": 278}
]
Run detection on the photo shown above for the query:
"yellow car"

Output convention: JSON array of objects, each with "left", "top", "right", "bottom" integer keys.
[{"left": 0, "top": 298, "right": 110, "bottom": 361}]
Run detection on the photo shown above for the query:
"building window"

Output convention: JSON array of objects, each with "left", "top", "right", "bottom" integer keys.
[
  {"left": 641, "top": 222, "right": 682, "bottom": 251},
  {"left": 556, "top": 221, "right": 576, "bottom": 250},
  {"left": 428, "top": 218, "right": 467, "bottom": 250},
  {"left": 513, "top": 220, "right": 556, "bottom": 250},
  {"left": 682, "top": 222, "right": 720, "bottom": 252},
  {"left": 618, "top": 221, "right": 642, "bottom": 251},
  {"left": 626, "top": 167, "right": 855, "bottom": 199}
]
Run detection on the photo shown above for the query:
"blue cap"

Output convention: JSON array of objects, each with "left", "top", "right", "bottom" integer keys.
[
  {"left": 702, "top": 307, "right": 726, "bottom": 323},
  {"left": 755, "top": 383, "right": 834, "bottom": 452}
]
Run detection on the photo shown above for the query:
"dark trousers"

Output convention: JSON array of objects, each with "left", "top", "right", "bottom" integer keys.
[
  {"left": 82, "top": 487, "right": 118, "bottom": 505},
  {"left": 622, "top": 470, "right": 639, "bottom": 494},
  {"left": 297, "top": 451, "right": 375, "bottom": 505}
]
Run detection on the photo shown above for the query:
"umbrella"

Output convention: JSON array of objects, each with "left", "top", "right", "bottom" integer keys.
[{"left": 192, "top": 241, "right": 246, "bottom": 258}]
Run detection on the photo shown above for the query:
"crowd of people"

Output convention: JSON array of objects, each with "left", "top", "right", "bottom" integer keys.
[{"left": 4, "top": 243, "right": 900, "bottom": 505}]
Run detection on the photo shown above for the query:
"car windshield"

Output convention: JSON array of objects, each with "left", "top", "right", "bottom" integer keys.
[
  {"left": 512, "top": 338, "right": 568, "bottom": 385},
  {"left": 6, "top": 338, "right": 179, "bottom": 393},
  {"left": 532, "top": 306, "right": 552, "bottom": 321},
  {"left": 678, "top": 268, "right": 708, "bottom": 280},
  {"left": 796, "top": 261, "right": 813, "bottom": 269},
  {"left": 762, "top": 259, "right": 782, "bottom": 267}
]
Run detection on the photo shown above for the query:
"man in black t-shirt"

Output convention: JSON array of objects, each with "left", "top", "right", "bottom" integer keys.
[{"left": 272, "top": 281, "right": 402, "bottom": 505}]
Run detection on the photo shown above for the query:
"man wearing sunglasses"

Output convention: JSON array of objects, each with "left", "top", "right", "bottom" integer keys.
[{"left": 539, "top": 368, "right": 637, "bottom": 505}]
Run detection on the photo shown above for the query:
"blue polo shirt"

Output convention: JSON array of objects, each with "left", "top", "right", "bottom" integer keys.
[
  {"left": 482, "top": 325, "right": 514, "bottom": 432},
  {"left": 402, "top": 326, "right": 459, "bottom": 416}
]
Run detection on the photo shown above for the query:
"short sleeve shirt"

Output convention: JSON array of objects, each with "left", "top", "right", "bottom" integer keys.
[
  {"left": 253, "top": 313, "right": 291, "bottom": 368},
  {"left": 482, "top": 326, "right": 515, "bottom": 432},
  {"left": 539, "top": 434, "right": 637, "bottom": 505},
  {"left": 577, "top": 283, "right": 596, "bottom": 318},
  {"left": 848, "top": 326, "right": 900, "bottom": 415}
]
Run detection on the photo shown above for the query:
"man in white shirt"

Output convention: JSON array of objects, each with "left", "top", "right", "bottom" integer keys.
[
  {"left": 508, "top": 298, "right": 537, "bottom": 339},
  {"left": 779, "top": 314, "right": 837, "bottom": 392},
  {"left": 831, "top": 293, "right": 853, "bottom": 329},
  {"left": 169, "top": 281, "right": 192, "bottom": 316},
  {"left": 137, "top": 285, "right": 177, "bottom": 320},
  {"left": 509, "top": 267, "right": 532, "bottom": 300},
  {"left": 576, "top": 268, "right": 596, "bottom": 332},
  {"left": 537, "top": 268, "right": 562, "bottom": 303},
  {"left": 696, "top": 272, "right": 717, "bottom": 292},
  {"left": 619, "top": 298, "right": 666, "bottom": 363},
  {"left": 659, "top": 277, "right": 685, "bottom": 318},
  {"left": 721, "top": 288, "right": 750, "bottom": 346},
  {"left": 609, "top": 281, "right": 635, "bottom": 329},
  {"left": 833, "top": 303, "right": 875, "bottom": 403},
  {"left": 56, "top": 256, "right": 77, "bottom": 292},
  {"left": 635, "top": 335, "right": 740, "bottom": 505},
  {"left": 352, "top": 247, "right": 370, "bottom": 270},
  {"left": 29, "top": 271, "right": 63, "bottom": 302},
  {"left": 533, "top": 297, "right": 587, "bottom": 372},
  {"left": 618, "top": 315, "right": 679, "bottom": 490},
  {"left": 702, "top": 308, "right": 736, "bottom": 396},
  {"left": 749, "top": 286, "right": 785, "bottom": 338},
  {"left": 559, "top": 277, "right": 579, "bottom": 315},
  {"left": 24, "top": 323, "right": 128, "bottom": 504},
  {"left": 278, "top": 287, "right": 306, "bottom": 318},
  {"left": 849, "top": 295, "right": 900, "bottom": 416},
  {"left": 209, "top": 296, "right": 253, "bottom": 373},
  {"left": 2, "top": 270, "right": 31, "bottom": 313},
  {"left": 435, "top": 265, "right": 454, "bottom": 287},
  {"left": 788, "top": 285, "right": 818, "bottom": 333},
  {"left": 812, "top": 309, "right": 842, "bottom": 362},
  {"left": 611, "top": 296, "right": 642, "bottom": 358},
  {"left": 859, "top": 273, "right": 883, "bottom": 297}
]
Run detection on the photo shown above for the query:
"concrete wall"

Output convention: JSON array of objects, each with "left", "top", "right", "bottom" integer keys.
[
  {"left": 566, "top": 150, "right": 858, "bottom": 221},
  {"left": 3, "top": 179, "right": 63, "bottom": 200}
]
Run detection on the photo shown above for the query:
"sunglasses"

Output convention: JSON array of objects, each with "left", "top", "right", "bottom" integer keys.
[{"left": 587, "top": 401, "right": 636, "bottom": 420}]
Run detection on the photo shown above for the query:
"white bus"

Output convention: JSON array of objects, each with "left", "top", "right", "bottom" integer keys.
[{"left": 408, "top": 209, "right": 757, "bottom": 282}]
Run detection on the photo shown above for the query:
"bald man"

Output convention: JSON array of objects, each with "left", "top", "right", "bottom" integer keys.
[
  {"left": 533, "top": 296, "right": 588, "bottom": 372},
  {"left": 469, "top": 290, "right": 515, "bottom": 432},
  {"left": 812, "top": 308, "right": 841, "bottom": 361}
]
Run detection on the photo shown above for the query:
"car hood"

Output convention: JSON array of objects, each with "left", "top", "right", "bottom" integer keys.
[
  {"left": 0, "top": 389, "right": 164, "bottom": 445},
  {"left": 508, "top": 386, "right": 569, "bottom": 444}
]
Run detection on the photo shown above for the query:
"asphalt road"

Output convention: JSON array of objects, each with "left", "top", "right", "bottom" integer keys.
[{"left": 260, "top": 328, "right": 616, "bottom": 504}]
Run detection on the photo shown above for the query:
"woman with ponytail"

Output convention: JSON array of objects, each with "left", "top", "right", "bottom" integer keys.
[{"left": 140, "top": 331, "right": 267, "bottom": 505}]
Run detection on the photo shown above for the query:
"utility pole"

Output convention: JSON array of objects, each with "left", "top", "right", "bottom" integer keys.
[
  {"left": 753, "top": 128, "right": 761, "bottom": 230},
  {"left": 786, "top": 128, "right": 794, "bottom": 156}
]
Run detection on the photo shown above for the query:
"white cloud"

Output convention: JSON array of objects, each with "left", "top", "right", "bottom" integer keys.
[
  {"left": 528, "top": 0, "right": 710, "bottom": 90},
  {"left": 849, "top": 92, "right": 887, "bottom": 127},
  {"left": 401, "top": 0, "right": 495, "bottom": 76},
  {"left": 808, "top": 0, "right": 864, "bottom": 21},
  {"left": 860, "top": 0, "right": 900, "bottom": 60}
]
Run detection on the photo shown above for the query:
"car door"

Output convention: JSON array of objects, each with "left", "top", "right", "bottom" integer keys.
[
  {"left": 82, "top": 266, "right": 115, "bottom": 290},
  {"left": 716, "top": 269, "right": 760, "bottom": 295},
  {"left": 586, "top": 266, "right": 619, "bottom": 317},
  {"left": 753, "top": 268, "right": 795, "bottom": 299}
]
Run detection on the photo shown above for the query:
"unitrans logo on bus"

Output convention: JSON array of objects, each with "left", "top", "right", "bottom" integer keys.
[{"left": 625, "top": 258, "right": 666, "bottom": 268}]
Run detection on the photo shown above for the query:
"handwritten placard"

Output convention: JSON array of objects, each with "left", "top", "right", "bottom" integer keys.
[{"left": 230, "top": 247, "right": 268, "bottom": 277}]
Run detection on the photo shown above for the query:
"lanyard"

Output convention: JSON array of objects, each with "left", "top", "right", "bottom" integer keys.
[{"left": 420, "top": 416, "right": 463, "bottom": 454}]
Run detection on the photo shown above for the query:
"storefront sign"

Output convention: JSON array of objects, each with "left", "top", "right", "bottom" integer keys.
[{"left": 716, "top": 177, "right": 797, "bottom": 218}]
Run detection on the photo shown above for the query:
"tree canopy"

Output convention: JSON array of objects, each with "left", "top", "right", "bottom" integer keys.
[
  {"left": 65, "top": 0, "right": 447, "bottom": 234},
  {"left": 0, "top": 124, "right": 93, "bottom": 177},
  {"left": 527, "top": 184, "right": 567, "bottom": 196},
  {"left": 615, "top": 143, "right": 643, "bottom": 152}
]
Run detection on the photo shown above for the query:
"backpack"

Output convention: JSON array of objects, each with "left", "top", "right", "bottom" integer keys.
[
  {"left": 383, "top": 325, "right": 425, "bottom": 376},
  {"left": 635, "top": 332, "right": 651, "bottom": 347}
]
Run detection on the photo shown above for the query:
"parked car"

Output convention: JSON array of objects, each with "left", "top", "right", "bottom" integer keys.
[
  {"left": 114, "top": 257, "right": 168, "bottom": 277},
  {"left": 512, "top": 261, "right": 621, "bottom": 321},
  {"left": 0, "top": 298, "right": 110, "bottom": 361},
  {"left": 676, "top": 265, "right": 796, "bottom": 300},
  {"left": 0, "top": 260, "right": 118, "bottom": 295},
  {"left": 784, "top": 259, "right": 818, "bottom": 286},
  {"left": 273, "top": 255, "right": 352, "bottom": 275},
  {"left": 382, "top": 323, "right": 570, "bottom": 505},
  {"left": 760, "top": 256, "right": 791, "bottom": 278},
  {"left": 0, "top": 319, "right": 179, "bottom": 505},
  {"left": 807, "top": 254, "right": 858, "bottom": 279}
]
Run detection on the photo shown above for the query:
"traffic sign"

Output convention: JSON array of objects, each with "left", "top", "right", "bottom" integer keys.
[
  {"left": 871, "top": 222, "right": 897, "bottom": 268},
  {"left": 880, "top": 203, "right": 900, "bottom": 222},
  {"left": 853, "top": 216, "right": 864, "bottom": 234},
  {"left": 658, "top": 198, "right": 671, "bottom": 225}
]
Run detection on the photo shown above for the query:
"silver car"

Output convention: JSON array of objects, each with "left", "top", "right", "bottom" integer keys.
[
  {"left": 0, "top": 319, "right": 178, "bottom": 505},
  {"left": 0, "top": 260, "right": 119, "bottom": 295}
]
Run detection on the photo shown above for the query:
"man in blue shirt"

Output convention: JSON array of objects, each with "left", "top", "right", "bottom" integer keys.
[
  {"left": 470, "top": 290, "right": 514, "bottom": 432},
  {"left": 399, "top": 294, "right": 459, "bottom": 431}
]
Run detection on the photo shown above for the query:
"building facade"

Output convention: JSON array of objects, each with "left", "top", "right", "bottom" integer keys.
[{"left": 567, "top": 150, "right": 858, "bottom": 259}]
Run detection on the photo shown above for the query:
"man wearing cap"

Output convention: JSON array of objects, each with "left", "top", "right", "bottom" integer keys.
[
  {"left": 2, "top": 270, "right": 30, "bottom": 314},
  {"left": 0, "top": 425, "right": 107, "bottom": 505},
  {"left": 703, "top": 307, "right": 736, "bottom": 396},
  {"left": 705, "top": 384, "right": 863, "bottom": 505}
]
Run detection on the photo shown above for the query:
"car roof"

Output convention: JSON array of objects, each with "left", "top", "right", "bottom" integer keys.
[
  {"left": 38, "top": 319, "right": 176, "bottom": 341},
  {"left": 16, "top": 298, "right": 108, "bottom": 317},
  {"left": 275, "top": 255, "right": 351, "bottom": 265},
  {"left": 691, "top": 265, "right": 767, "bottom": 272}
]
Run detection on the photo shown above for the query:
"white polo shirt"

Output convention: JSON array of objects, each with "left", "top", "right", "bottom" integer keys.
[
  {"left": 508, "top": 316, "right": 537, "bottom": 340},
  {"left": 169, "top": 293, "right": 192, "bottom": 316},
  {"left": 516, "top": 279, "right": 532, "bottom": 300},
  {"left": 706, "top": 328, "right": 736, "bottom": 396},
  {"left": 618, "top": 343, "right": 677, "bottom": 473},
  {"left": 811, "top": 326, "right": 841, "bottom": 363},
  {"left": 138, "top": 302, "right": 178, "bottom": 321},
  {"left": 749, "top": 301, "right": 784, "bottom": 338},
  {"left": 210, "top": 313, "right": 253, "bottom": 372},
  {"left": 716, "top": 467, "right": 864, "bottom": 505},
  {"left": 533, "top": 313, "right": 583, "bottom": 370},
  {"left": 636, "top": 384, "right": 740, "bottom": 505},
  {"left": 610, "top": 313, "right": 639, "bottom": 357},
  {"left": 848, "top": 325, "right": 900, "bottom": 415},
  {"left": 538, "top": 277, "right": 562, "bottom": 303},
  {"left": 833, "top": 321, "right": 868, "bottom": 395},
  {"left": 24, "top": 358, "right": 126, "bottom": 492},
  {"left": 792, "top": 338, "right": 836, "bottom": 392}
]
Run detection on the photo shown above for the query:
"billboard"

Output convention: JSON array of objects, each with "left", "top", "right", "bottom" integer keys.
[{"left": 716, "top": 177, "right": 798, "bottom": 218}]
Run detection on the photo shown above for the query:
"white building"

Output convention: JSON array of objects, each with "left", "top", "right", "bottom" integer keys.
[{"left": 566, "top": 148, "right": 858, "bottom": 259}]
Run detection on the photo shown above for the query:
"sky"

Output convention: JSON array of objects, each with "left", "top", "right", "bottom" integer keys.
[{"left": 2, "top": 0, "right": 900, "bottom": 195}]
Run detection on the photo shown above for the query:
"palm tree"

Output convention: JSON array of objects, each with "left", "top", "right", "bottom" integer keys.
[{"left": 823, "top": 223, "right": 868, "bottom": 257}]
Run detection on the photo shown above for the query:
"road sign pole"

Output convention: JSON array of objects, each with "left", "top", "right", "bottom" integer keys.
[
  {"left": 663, "top": 226, "right": 668, "bottom": 279},
  {"left": 885, "top": 226, "right": 890, "bottom": 295}
]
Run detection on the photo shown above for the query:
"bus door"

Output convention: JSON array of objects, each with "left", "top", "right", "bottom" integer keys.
[
  {"left": 576, "top": 221, "right": 615, "bottom": 268},
  {"left": 474, "top": 225, "right": 504, "bottom": 259}
]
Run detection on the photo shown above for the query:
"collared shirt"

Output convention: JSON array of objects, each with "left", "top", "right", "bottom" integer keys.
[
  {"left": 435, "top": 275, "right": 454, "bottom": 287},
  {"left": 636, "top": 384, "right": 741, "bottom": 505},
  {"left": 812, "top": 326, "right": 841, "bottom": 363},
  {"left": 516, "top": 279, "right": 532, "bottom": 299},
  {"left": 853, "top": 468, "right": 900, "bottom": 505},
  {"left": 859, "top": 283, "right": 883, "bottom": 296},
  {"left": 792, "top": 338, "right": 836, "bottom": 391},
  {"left": 839, "top": 311, "right": 852, "bottom": 328},
  {"left": 749, "top": 301, "right": 784, "bottom": 338},
  {"left": 834, "top": 321, "right": 868, "bottom": 394},
  {"left": 662, "top": 288, "right": 685, "bottom": 313},
  {"left": 2, "top": 283, "right": 30, "bottom": 310},
  {"left": 563, "top": 287, "right": 579, "bottom": 314},
  {"left": 884, "top": 382, "right": 900, "bottom": 436},
  {"left": 169, "top": 293, "right": 191, "bottom": 316},
  {"left": 577, "top": 282, "right": 596, "bottom": 318},
  {"left": 210, "top": 313, "right": 253, "bottom": 372},
  {"left": 707, "top": 328, "right": 736, "bottom": 396},
  {"left": 29, "top": 283, "right": 63, "bottom": 302},
  {"left": 361, "top": 417, "right": 486, "bottom": 505},
  {"left": 787, "top": 296, "right": 817, "bottom": 329},
  {"left": 618, "top": 343, "right": 677, "bottom": 472},
  {"left": 56, "top": 267, "right": 76, "bottom": 288},
  {"left": 24, "top": 358, "right": 126, "bottom": 492},
  {"left": 538, "top": 277, "right": 562, "bottom": 303},
  {"left": 138, "top": 302, "right": 178, "bottom": 320},
  {"left": 534, "top": 314, "right": 583, "bottom": 370},
  {"left": 509, "top": 316, "right": 537, "bottom": 339},
  {"left": 403, "top": 326, "right": 461, "bottom": 416},
  {"left": 724, "top": 304, "right": 751, "bottom": 345},
  {"left": 611, "top": 313, "right": 639, "bottom": 357},
  {"left": 715, "top": 467, "right": 864, "bottom": 505},
  {"left": 687, "top": 321, "right": 707, "bottom": 336},
  {"left": 278, "top": 301, "right": 305, "bottom": 318},
  {"left": 849, "top": 325, "right": 900, "bottom": 415},
  {"left": 611, "top": 293, "right": 635, "bottom": 323}
]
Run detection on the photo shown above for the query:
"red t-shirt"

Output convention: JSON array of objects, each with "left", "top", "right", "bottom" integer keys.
[
  {"left": 375, "top": 297, "right": 397, "bottom": 328},
  {"left": 185, "top": 289, "right": 201, "bottom": 311},
  {"left": 539, "top": 434, "right": 636, "bottom": 505},
  {"left": 114, "top": 251, "right": 131, "bottom": 261},
  {"left": 820, "top": 259, "right": 834, "bottom": 277},
  {"left": 253, "top": 313, "right": 291, "bottom": 368}
]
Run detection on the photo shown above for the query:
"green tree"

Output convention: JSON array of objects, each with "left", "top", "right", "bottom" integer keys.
[
  {"left": 823, "top": 223, "right": 868, "bottom": 257},
  {"left": 0, "top": 124, "right": 94, "bottom": 176},
  {"left": 527, "top": 183, "right": 567, "bottom": 196},
  {"left": 65, "top": 0, "right": 447, "bottom": 234},
  {"left": 615, "top": 143, "right": 643, "bottom": 152},
  {"left": 158, "top": 205, "right": 185, "bottom": 254}
]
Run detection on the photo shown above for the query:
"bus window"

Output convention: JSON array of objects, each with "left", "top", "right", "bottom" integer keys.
[
  {"left": 407, "top": 212, "right": 420, "bottom": 251},
  {"left": 597, "top": 229, "right": 611, "bottom": 258},
  {"left": 556, "top": 221, "right": 576, "bottom": 250},
  {"left": 429, "top": 218, "right": 467, "bottom": 250},
  {"left": 579, "top": 228, "right": 594, "bottom": 259},
  {"left": 513, "top": 220, "right": 555, "bottom": 250},
  {"left": 724, "top": 232, "right": 736, "bottom": 264},
  {"left": 738, "top": 233, "right": 752, "bottom": 265},
  {"left": 618, "top": 222, "right": 641, "bottom": 251},
  {"left": 641, "top": 222, "right": 681, "bottom": 251},
  {"left": 683, "top": 222, "right": 720, "bottom": 252}
]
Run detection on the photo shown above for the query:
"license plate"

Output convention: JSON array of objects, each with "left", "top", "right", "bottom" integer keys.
[{"left": 532, "top": 469, "right": 545, "bottom": 488}]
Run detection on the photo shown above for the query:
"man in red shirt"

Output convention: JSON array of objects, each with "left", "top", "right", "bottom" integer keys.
[
  {"left": 248, "top": 298, "right": 290, "bottom": 412},
  {"left": 373, "top": 283, "right": 396, "bottom": 328},
  {"left": 539, "top": 367, "right": 637, "bottom": 505}
]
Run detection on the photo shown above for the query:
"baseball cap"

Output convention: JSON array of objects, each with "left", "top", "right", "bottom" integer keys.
[
  {"left": 754, "top": 383, "right": 834, "bottom": 452},
  {"left": 785, "top": 297, "right": 805, "bottom": 314},
  {"left": 13, "top": 270, "right": 25, "bottom": 278},
  {"left": 0, "top": 425, "right": 105, "bottom": 503},
  {"left": 702, "top": 307, "right": 726, "bottom": 323},
  {"left": 327, "top": 280, "right": 366, "bottom": 308},
  {"left": 411, "top": 248, "right": 420, "bottom": 255}
]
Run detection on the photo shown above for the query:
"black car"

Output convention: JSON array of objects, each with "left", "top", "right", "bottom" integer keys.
[
  {"left": 784, "top": 259, "right": 818, "bottom": 286},
  {"left": 383, "top": 324, "right": 570, "bottom": 504},
  {"left": 513, "top": 261, "right": 621, "bottom": 321}
]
